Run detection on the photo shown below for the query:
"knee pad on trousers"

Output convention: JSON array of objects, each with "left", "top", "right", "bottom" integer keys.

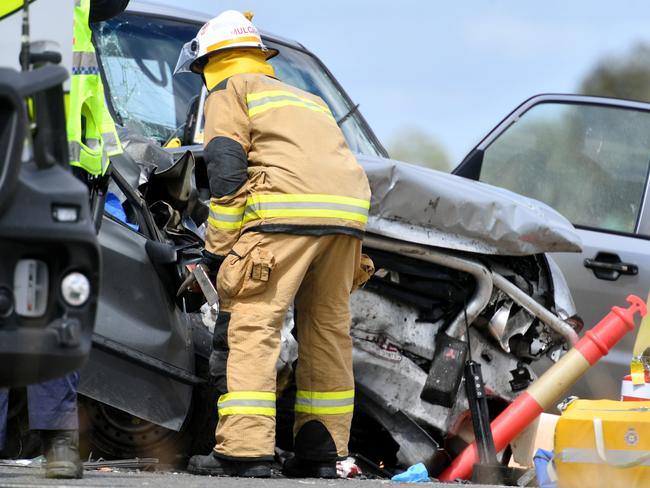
[
  {"left": 294, "top": 420, "right": 337, "bottom": 462},
  {"left": 210, "top": 311, "right": 230, "bottom": 392}
]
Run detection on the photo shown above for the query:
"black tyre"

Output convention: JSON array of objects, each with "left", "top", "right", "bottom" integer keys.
[{"left": 78, "top": 356, "right": 219, "bottom": 465}]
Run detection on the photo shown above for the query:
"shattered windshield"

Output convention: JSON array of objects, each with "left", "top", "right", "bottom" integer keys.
[
  {"left": 93, "top": 13, "right": 202, "bottom": 143},
  {"left": 93, "top": 13, "right": 384, "bottom": 157}
]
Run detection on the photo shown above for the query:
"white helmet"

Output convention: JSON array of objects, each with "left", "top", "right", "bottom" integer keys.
[{"left": 175, "top": 10, "right": 278, "bottom": 74}]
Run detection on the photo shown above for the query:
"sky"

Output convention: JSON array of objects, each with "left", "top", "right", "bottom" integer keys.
[
  {"left": 156, "top": 0, "right": 650, "bottom": 165},
  {"left": 3, "top": 1, "right": 650, "bottom": 165}
]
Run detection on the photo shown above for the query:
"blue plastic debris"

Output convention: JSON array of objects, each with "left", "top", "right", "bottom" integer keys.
[
  {"left": 533, "top": 448, "right": 557, "bottom": 488},
  {"left": 105, "top": 192, "right": 139, "bottom": 231},
  {"left": 391, "top": 462, "right": 429, "bottom": 483}
]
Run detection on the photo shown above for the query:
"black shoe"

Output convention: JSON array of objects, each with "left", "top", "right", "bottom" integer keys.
[
  {"left": 187, "top": 452, "right": 271, "bottom": 477},
  {"left": 41, "top": 430, "right": 83, "bottom": 479},
  {"left": 282, "top": 456, "right": 337, "bottom": 479}
]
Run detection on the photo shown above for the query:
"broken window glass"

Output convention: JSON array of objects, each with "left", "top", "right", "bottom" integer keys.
[
  {"left": 93, "top": 13, "right": 384, "bottom": 156},
  {"left": 93, "top": 14, "right": 202, "bottom": 144}
]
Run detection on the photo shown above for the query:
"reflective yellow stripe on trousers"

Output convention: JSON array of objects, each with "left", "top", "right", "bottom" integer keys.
[
  {"left": 208, "top": 194, "right": 370, "bottom": 231},
  {"left": 246, "top": 90, "right": 336, "bottom": 123},
  {"left": 294, "top": 390, "right": 355, "bottom": 415},
  {"left": 218, "top": 391, "right": 276, "bottom": 417}
]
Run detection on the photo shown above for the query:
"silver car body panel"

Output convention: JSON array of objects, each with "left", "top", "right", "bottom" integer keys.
[{"left": 358, "top": 154, "right": 582, "bottom": 256}]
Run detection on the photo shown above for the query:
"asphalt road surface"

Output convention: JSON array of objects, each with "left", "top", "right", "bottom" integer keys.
[{"left": 0, "top": 466, "right": 514, "bottom": 487}]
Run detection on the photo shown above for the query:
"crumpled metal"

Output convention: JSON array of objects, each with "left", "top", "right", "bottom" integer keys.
[{"left": 357, "top": 154, "right": 582, "bottom": 256}]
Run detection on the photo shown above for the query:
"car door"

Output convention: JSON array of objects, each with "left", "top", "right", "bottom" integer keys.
[
  {"left": 78, "top": 167, "right": 195, "bottom": 430},
  {"left": 454, "top": 95, "right": 650, "bottom": 399}
]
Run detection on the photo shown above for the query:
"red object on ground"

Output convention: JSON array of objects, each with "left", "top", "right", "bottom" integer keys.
[{"left": 438, "top": 295, "right": 646, "bottom": 482}]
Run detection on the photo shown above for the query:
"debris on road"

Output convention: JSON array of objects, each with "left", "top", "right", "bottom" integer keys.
[
  {"left": 83, "top": 458, "right": 159, "bottom": 471},
  {"left": 336, "top": 457, "right": 362, "bottom": 478},
  {"left": 0, "top": 456, "right": 44, "bottom": 468},
  {"left": 391, "top": 463, "right": 430, "bottom": 482}
]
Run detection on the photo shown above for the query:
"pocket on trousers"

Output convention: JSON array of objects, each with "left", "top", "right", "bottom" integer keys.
[
  {"left": 217, "top": 234, "right": 276, "bottom": 299},
  {"left": 352, "top": 253, "right": 375, "bottom": 291}
]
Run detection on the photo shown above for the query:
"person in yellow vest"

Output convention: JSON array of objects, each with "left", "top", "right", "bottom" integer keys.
[
  {"left": 68, "top": 0, "right": 123, "bottom": 176},
  {"left": 176, "top": 10, "right": 371, "bottom": 479}
]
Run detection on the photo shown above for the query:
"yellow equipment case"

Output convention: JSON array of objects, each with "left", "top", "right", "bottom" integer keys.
[{"left": 554, "top": 399, "right": 650, "bottom": 488}]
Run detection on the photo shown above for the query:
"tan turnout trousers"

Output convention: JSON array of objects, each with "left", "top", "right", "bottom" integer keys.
[{"left": 213, "top": 231, "right": 362, "bottom": 459}]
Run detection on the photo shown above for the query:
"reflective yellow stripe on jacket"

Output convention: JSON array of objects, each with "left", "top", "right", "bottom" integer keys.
[
  {"left": 294, "top": 390, "right": 355, "bottom": 415},
  {"left": 217, "top": 391, "right": 276, "bottom": 417},
  {"left": 209, "top": 204, "right": 245, "bottom": 230},
  {"left": 246, "top": 90, "right": 336, "bottom": 123},
  {"left": 208, "top": 194, "right": 370, "bottom": 230}
]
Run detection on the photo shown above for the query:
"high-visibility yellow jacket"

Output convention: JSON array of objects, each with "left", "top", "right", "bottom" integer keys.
[
  {"left": 204, "top": 73, "right": 371, "bottom": 256},
  {"left": 67, "top": 0, "right": 122, "bottom": 175}
]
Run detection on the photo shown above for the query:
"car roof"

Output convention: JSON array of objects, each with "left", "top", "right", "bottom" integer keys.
[{"left": 125, "top": 0, "right": 304, "bottom": 49}]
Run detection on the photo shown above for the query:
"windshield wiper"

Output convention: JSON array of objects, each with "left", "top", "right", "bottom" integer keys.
[{"left": 337, "top": 103, "right": 360, "bottom": 127}]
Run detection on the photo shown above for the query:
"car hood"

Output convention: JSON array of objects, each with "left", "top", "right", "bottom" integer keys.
[{"left": 357, "top": 154, "right": 582, "bottom": 256}]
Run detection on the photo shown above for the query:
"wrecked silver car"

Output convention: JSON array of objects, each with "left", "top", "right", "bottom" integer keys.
[{"left": 2, "top": 1, "right": 583, "bottom": 477}]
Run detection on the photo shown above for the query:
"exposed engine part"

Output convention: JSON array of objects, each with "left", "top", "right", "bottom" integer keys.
[
  {"left": 509, "top": 363, "right": 533, "bottom": 392},
  {"left": 362, "top": 235, "right": 493, "bottom": 341},
  {"left": 487, "top": 300, "right": 535, "bottom": 353},
  {"left": 490, "top": 271, "right": 578, "bottom": 346},
  {"left": 350, "top": 289, "right": 528, "bottom": 438}
]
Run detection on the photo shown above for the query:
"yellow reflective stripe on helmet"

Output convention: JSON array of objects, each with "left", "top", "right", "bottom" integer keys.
[
  {"left": 207, "top": 35, "right": 261, "bottom": 53},
  {"left": 242, "top": 194, "right": 369, "bottom": 224},
  {"left": 218, "top": 391, "right": 276, "bottom": 417},
  {"left": 294, "top": 390, "right": 354, "bottom": 415},
  {"left": 246, "top": 90, "right": 335, "bottom": 122},
  {"left": 208, "top": 203, "right": 245, "bottom": 230}
]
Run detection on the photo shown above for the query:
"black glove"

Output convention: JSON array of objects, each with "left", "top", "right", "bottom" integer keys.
[{"left": 200, "top": 250, "right": 225, "bottom": 279}]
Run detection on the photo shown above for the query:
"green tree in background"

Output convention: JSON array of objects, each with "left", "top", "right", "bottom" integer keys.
[
  {"left": 580, "top": 43, "right": 650, "bottom": 102},
  {"left": 387, "top": 126, "right": 451, "bottom": 171}
]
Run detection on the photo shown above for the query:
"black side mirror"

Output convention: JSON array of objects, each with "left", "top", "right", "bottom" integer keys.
[{"left": 89, "top": 0, "right": 131, "bottom": 23}]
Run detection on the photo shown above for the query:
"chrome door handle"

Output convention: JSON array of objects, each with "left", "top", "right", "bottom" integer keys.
[{"left": 584, "top": 253, "right": 638, "bottom": 281}]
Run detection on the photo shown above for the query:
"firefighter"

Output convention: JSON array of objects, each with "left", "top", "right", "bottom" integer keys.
[{"left": 176, "top": 10, "right": 372, "bottom": 479}]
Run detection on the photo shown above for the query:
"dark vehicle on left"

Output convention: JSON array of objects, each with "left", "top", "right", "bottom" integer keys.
[{"left": 0, "top": 4, "right": 100, "bottom": 388}]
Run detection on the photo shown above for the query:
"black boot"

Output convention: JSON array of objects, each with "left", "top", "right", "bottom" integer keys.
[
  {"left": 40, "top": 430, "right": 83, "bottom": 479},
  {"left": 187, "top": 452, "right": 271, "bottom": 477},
  {"left": 282, "top": 420, "right": 338, "bottom": 478},
  {"left": 282, "top": 456, "right": 336, "bottom": 478}
]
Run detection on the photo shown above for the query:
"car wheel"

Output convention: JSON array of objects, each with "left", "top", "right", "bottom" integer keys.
[
  {"left": 79, "top": 396, "right": 185, "bottom": 464},
  {"left": 78, "top": 356, "right": 219, "bottom": 465}
]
